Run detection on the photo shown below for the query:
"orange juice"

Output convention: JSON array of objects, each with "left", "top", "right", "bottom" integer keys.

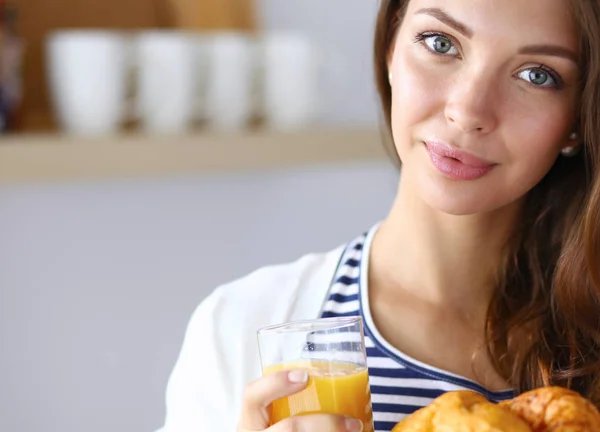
[{"left": 264, "top": 360, "right": 374, "bottom": 432}]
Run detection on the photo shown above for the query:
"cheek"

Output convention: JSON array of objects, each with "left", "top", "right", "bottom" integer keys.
[
  {"left": 390, "top": 45, "right": 445, "bottom": 134},
  {"left": 504, "top": 102, "right": 571, "bottom": 165},
  {"left": 496, "top": 99, "right": 574, "bottom": 201}
]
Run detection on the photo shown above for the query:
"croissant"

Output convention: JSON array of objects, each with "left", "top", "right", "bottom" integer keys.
[
  {"left": 500, "top": 386, "right": 600, "bottom": 431},
  {"left": 392, "top": 386, "right": 600, "bottom": 431}
]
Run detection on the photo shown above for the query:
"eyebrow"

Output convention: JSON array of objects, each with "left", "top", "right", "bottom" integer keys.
[
  {"left": 518, "top": 45, "right": 579, "bottom": 64},
  {"left": 416, "top": 7, "right": 474, "bottom": 38},
  {"left": 415, "top": 7, "right": 579, "bottom": 64}
]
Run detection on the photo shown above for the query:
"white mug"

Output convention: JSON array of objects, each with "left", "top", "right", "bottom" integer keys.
[
  {"left": 134, "top": 31, "right": 197, "bottom": 134},
  {"left": 46, "top": 30, "right": 130, "bottom": 135},
  {"left": 204, "top": 32, "right": 256, "bottom": 130},
  {"left": 260, "top": 32, "right": 317, "bottom": 130}
]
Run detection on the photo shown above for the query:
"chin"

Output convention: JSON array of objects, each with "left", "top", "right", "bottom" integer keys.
[
  {"left": 413, "top": 174, "right": 492, "bottom": 215},
  {"left": 422, "top": 194, "right": 488, "bottom": 216},
  {"left": 417, "top": 180, "right": 513, "bottom": 216}
]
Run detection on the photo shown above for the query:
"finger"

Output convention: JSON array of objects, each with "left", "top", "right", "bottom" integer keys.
[
  {"left": 240, "top": 369, "right": 309, "bottom": 431},
  {"left": 268, "top": 414, "right": 364, "bottom": 432}
]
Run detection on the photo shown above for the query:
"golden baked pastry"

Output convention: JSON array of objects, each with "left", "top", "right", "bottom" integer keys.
[
  {"left": 500, "top": 386, "right": 600, "bottom": 431},
  {"left": 392, "top": 386, "right": 600, "bottom": 432},
  {"left": 391, "top": 390, "right": 531, "bottom": 432}
]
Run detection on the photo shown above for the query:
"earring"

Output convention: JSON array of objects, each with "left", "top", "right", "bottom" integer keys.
[
  {"left": 388, "top": 71, "right": 393, "bottom": 85},
  {"left": 562, "top": 131, "right": 581, "bottom": 157},
  {"left": 561, "top": 145, "right": 581, "bottom": 157}
]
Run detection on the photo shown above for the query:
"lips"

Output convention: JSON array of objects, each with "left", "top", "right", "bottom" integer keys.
[{"left": 424, "top": 141, "right": 496, "bottom": 181}]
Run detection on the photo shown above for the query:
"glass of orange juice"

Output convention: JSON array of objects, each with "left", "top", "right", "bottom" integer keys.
[{"left": 257, "top": 317, "right": 374, "bottom": 431}]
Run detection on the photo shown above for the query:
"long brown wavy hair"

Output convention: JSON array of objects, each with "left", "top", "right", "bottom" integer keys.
[{"left": 374, "top": 0, "right": 600, "bottom": 405}]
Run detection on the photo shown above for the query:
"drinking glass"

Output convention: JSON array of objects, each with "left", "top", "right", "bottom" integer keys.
[{"left": 257, "top": 317, "right": 374, "bottom": 431}]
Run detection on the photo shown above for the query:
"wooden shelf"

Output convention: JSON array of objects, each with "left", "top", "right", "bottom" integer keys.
[{"left": 0, "top": 129, "right": 389, "bottom": 184}]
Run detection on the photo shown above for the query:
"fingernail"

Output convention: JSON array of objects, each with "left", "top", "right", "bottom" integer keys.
[
  {"left": 288, "top": 369, "right": 308, "bottom": 383},
  {"left": 345, "top": 418, "right": 363, "bottom": 432}
]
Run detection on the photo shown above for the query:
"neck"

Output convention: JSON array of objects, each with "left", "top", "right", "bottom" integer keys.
[{"left": 371, "top": 175, "right": 523, "bottom": 320}]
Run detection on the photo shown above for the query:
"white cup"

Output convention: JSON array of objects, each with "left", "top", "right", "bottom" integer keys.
[
  {"left": 46, "top": 31, "right": 129, "bottom": 135},
  {"left": 260, "top": 32, "right": 317, "bottom": 130},
  {"left": 134, "top": 31, "right": 196, "bottom": 134},
  {"left": 204, "top": 32, "right": 256, "bottom": 130}
]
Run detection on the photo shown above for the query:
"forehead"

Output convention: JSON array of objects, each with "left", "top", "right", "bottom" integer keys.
[{"left": 405, "top": 0, "right": 579, "bottom": 50}]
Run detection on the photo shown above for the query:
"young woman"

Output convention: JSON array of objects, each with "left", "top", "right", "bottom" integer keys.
[{"left": 158, "top": 0, "right": 600, "bottom": 431}]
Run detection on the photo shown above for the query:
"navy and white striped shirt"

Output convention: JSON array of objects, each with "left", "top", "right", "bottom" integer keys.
[{"left": 320, "top": 227, "right": 515, "bottom": 432}]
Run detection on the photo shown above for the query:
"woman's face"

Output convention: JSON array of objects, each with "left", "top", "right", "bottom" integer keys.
[{"left": 389, "top": 0, "right": 581, "bottom": 215}]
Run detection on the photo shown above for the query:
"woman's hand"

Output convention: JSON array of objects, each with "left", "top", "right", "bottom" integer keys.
[{"left": 237, "top": 369, "right": 364, "bottom": 432}]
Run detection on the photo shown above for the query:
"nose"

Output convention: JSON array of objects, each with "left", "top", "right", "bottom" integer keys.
[{"left": 444, "top": 69, "right": 499, "bottom": 134}]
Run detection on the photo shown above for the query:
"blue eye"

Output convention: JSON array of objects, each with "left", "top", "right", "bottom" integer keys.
[
  {"left": 517, "top": 67, "right": 560, "bottom": 88},
  {"left": 423, "top": 34, "right": 458, "bottom": 55}
]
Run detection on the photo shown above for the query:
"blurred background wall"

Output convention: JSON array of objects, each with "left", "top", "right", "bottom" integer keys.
[{"left": 0, "top": 1, "right": 399, "bottom": 431}]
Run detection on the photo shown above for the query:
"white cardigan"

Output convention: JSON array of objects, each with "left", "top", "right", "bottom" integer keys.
[{"left": 157, "top": 245, "right": 346, "bottom": 432}]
